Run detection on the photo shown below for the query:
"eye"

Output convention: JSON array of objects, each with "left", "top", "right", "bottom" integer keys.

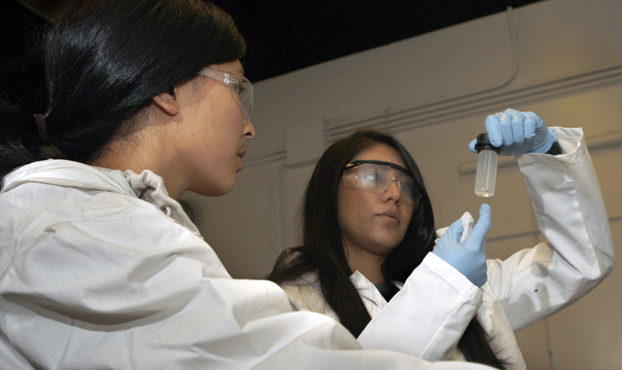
[
  {"left": 396, "top": 174, "right": 415, "bottom": 192},
  {"left": 400, "top": 182, "right": 414, "bottom": 194},
  {"left": 363, "top": 171, "right": 383, "bottom": 184}
]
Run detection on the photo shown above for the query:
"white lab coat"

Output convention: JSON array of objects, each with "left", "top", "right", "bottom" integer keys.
[
  {"left": 280, "top": 127, "right": 615, "bottom": 370},
  {"left": 0, "top": 160, "right": 496, "bottom": 369}
]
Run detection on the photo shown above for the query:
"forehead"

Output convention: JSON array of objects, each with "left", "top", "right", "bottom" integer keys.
[{"left": 352, "top": 143, "right": 407, "bottom": 168}]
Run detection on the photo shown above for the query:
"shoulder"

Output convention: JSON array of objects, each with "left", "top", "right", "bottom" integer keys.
[
  {"left": 280, "top": 271, "right": 320, "bottom": 294},
  {"left": 279, "top": 272, "right": 334, "bottom": 315},
  {"left": 1, "top": 160, "right": 199, "bottom": 254}
]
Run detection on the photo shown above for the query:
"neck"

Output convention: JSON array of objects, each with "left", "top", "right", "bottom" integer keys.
[
  {"left": 344, "top": 244, "right": 387, "bottom": 284},
  {"left": 89, "top": 110, "right": 188, "bottom": 199}
]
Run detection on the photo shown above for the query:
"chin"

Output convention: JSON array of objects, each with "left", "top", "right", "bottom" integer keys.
[
  {"left": 193, "top": 181, "right": 236, "bottom": 197},
  {"left": 373, "top": 238, "right": 403, "bottom": 253}
]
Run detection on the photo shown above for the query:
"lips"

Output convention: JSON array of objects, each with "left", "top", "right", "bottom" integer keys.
[
  {"left": 237, "top": 149, "right": 247, "bottom": 171},
  {"left": 377, "top": 210, "right": 398, "bottom": 222}
]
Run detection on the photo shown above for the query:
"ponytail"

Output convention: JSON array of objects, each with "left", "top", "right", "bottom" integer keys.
[{"left": 0, "top": 101, "right": 64, "bottom": 178}]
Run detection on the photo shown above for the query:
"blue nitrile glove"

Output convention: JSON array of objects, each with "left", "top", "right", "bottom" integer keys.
[
  {"left": 432, "top": 204, "right": 491, "bottom": 287},
  {"left": 468, "top": 109, "right": 558, "bottom": 155}
]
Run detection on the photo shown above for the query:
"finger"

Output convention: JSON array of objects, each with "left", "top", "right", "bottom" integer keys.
[
  {"left": 479, "top": 203, "right": 491, "bottom": 222},
  {"left": 496, "top": 112, "right": 514, "bottom": 147},
  {"left": 469, "top": 204, "right": 492, "bottom": 241},
  {"left": 484, "top": 115, "right": 503, "bottom": 147},
  {"left": 522, "top": 112, "right": 538, "bottom": 141},
  {"left": 446, "top": 218, "right": 465, "bottom": 241},
  {"left": 509, "top": 110, "right": 526, "bottom": 144},
  {"left": 525, "top": 111, "right": 545, "bottom": 136},
  {"left": 468, "top": 139, "right": 477, "bottom": 153}
]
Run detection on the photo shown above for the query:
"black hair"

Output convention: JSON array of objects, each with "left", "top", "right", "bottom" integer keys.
[
  {"left": 268, "top": 128, "right": 506, "bottom": 369},
  {"left": 0, "top": 0, "right": 246, "bottom": 177}
]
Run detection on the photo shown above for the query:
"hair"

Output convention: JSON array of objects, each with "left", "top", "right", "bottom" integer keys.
[
  {"left": 267, "top": 128, "right": 506, "bottom": 369},
  {"left": 0, "top": 0, "right": 246, "bottom": 178}
]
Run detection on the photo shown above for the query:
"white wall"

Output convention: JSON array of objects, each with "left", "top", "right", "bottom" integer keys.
[{"left": 181, "top": 0, "right": 622, "bottom": 368}]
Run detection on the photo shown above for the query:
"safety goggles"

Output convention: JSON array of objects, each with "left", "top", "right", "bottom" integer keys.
[
  {"left": 199, "top": 67, "right": 254, "bottom": 124},
  {"left": 342, "top": 160, "right": 421, "bottom": 208}
]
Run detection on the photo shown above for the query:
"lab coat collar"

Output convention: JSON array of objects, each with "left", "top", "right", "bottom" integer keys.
[
  {"left": 1, "top": 159, "right": 133, "bottom": 195},
  {"left": 1, "top": 159, "right": 201, "bottom": 237}
]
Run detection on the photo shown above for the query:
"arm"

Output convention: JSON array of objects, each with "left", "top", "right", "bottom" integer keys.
[
  {"left": 280, "top": 254, "right": 483, "bottom": 361},
  {"left": 357, "top": 253, "right": 482, "bottom": 360},
  {"left": 486, "top": 126, "right": 615, "bottom": 331}
]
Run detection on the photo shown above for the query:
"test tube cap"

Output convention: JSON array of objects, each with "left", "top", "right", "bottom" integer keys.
[{"left": 475, "top": 133, "right": 500, "bottom": 153}]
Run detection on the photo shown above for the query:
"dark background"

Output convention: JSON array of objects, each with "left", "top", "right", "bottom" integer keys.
[{"left": 0, "top": 0, "right": 543, "bottom": 113}]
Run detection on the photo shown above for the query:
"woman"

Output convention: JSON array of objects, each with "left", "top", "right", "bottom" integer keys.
[
  {"left": 0, "top": 1, "right": 496, "bottom": 369},
  {"left": 268, "top": 110, "right": 615, "bottom": 369}
]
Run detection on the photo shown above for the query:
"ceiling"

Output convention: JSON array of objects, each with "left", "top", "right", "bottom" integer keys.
[{"left": 1, "top": 0, "right": 543, "bottom": 113}]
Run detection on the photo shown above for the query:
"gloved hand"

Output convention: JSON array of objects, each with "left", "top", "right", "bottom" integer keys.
[
  {"left": 432, "top": 204, "right": 491, "bottom": 287},
  {"left": 468, "top": 109, "right": 557, "bottom": 156}
]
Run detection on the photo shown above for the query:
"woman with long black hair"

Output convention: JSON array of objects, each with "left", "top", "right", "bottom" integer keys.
[{"left": 268, "top": 110, "right": 614, "bottom": 369}]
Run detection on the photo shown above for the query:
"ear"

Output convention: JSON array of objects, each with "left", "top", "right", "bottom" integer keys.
[{"left": 153, "top": 90, "right": 179, "bottom": 115}]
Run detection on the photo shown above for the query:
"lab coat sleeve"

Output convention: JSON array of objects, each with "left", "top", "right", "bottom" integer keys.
[
  {"left": 484, "top": 127, "right": 615, "bottom": 332},
  {"left": 0, "top": 188, "right": 496, "bottom": 370},
  {"left": 357, "top": 253, "right": 483, "bottom": 361}
]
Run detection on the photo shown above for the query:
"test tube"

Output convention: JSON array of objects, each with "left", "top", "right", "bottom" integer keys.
[{"left": 474, "top": 133, "right": 500, "bottom": 197}]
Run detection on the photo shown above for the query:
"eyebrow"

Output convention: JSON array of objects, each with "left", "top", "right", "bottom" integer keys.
[{"left": 343, "top": 160, "right": 411, "bottom": 175}]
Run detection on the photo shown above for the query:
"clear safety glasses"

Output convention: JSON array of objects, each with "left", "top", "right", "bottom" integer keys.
[
  {"left": 342, "top": 160, "right": 421, "bottom": 208},
  {"left": 199, "top": 67, "right": 254, "bottom": 124}
]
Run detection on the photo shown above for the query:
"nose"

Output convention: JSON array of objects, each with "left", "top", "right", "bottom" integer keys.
[
  {"left": 382, "top": 178, "right": 402, "bottom": 204},
  {"left": 244, "top": 120, "right": 256, "bottom": 139}
]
